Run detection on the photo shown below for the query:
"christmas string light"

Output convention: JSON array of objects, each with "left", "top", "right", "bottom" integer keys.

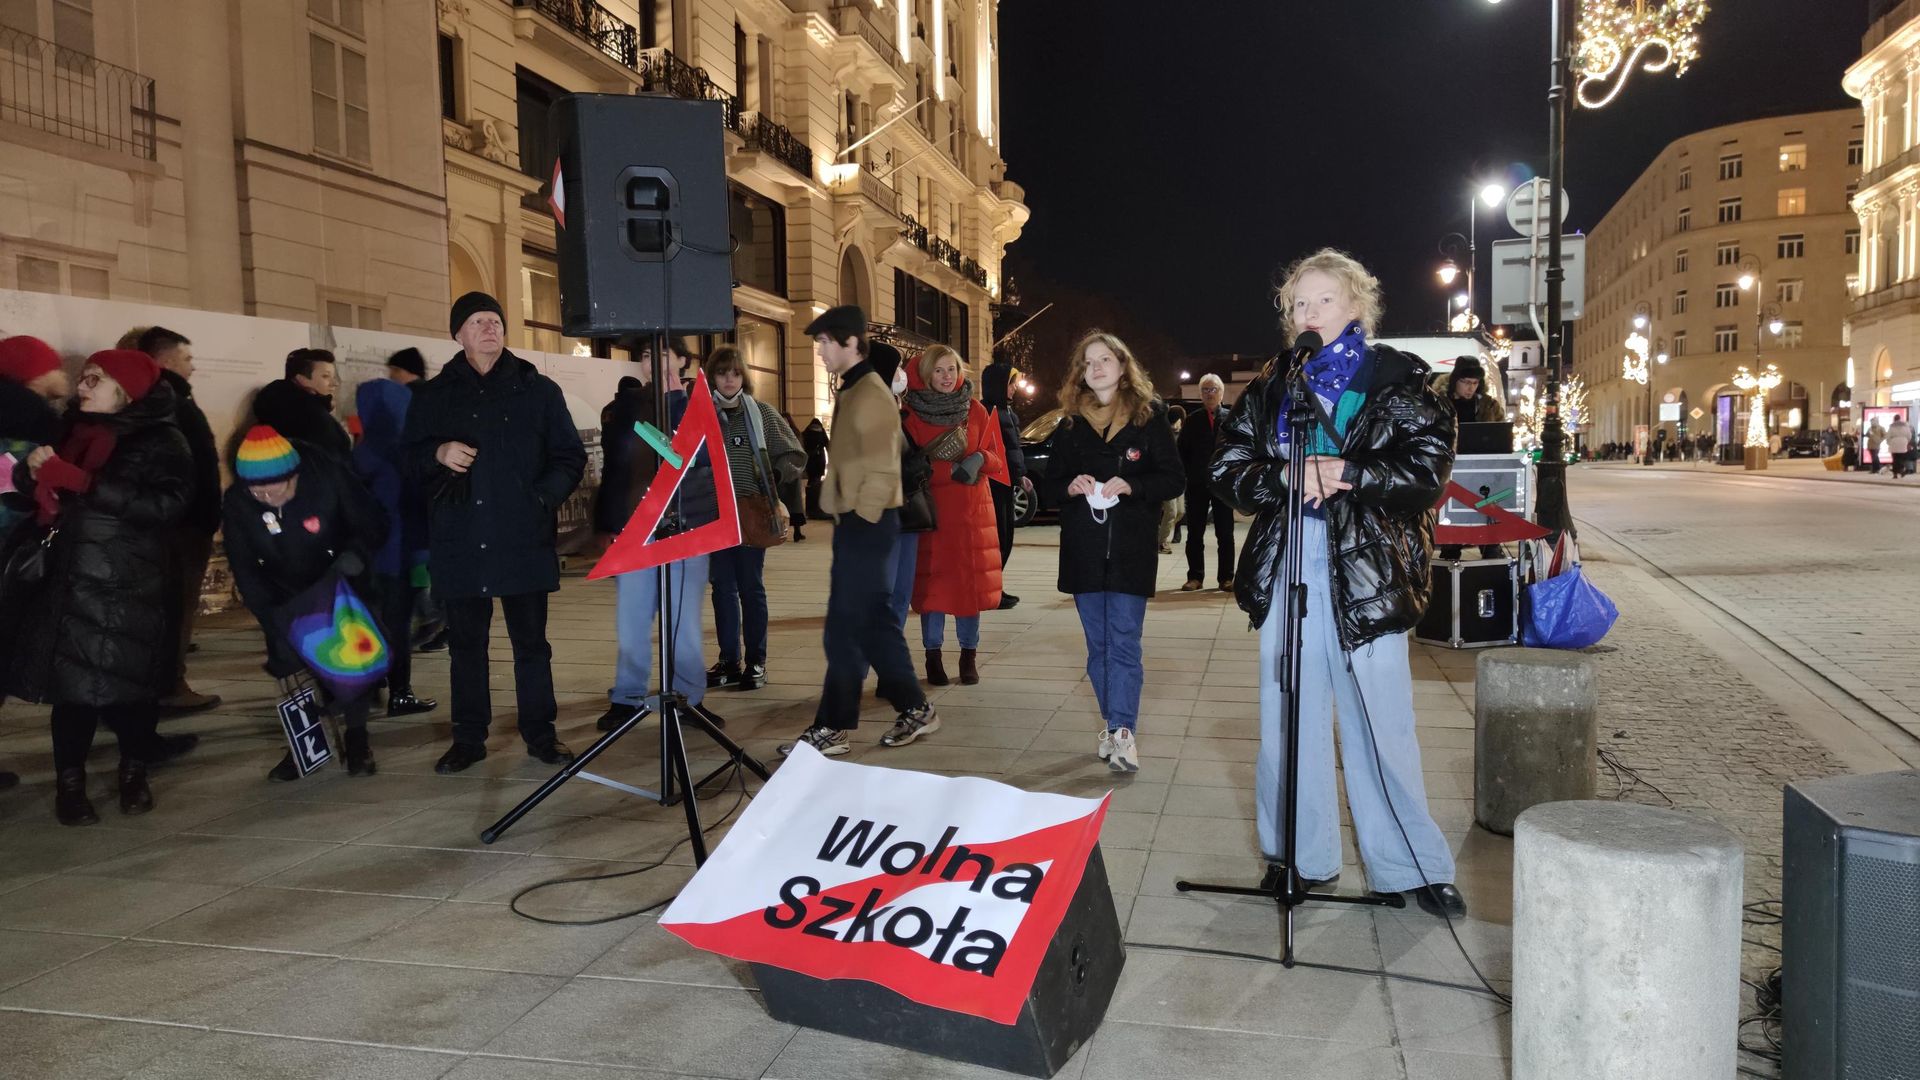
[{"left": 1575, "top": 0, "right": 1709, "bottom": 109}]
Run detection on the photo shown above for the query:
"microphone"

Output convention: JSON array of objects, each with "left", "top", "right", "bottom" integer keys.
[{"left": 1282, "top": 330, "right": 1323, "bottom": 380}]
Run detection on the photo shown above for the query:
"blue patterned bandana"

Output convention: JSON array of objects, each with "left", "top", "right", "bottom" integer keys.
[{"left": 1277, "top": 320, "right": 1367, "bottom": 451}]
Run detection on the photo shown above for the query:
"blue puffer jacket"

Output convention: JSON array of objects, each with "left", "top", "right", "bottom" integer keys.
[{"left": 353, "top": 378, "right": 426, "bottom": 578}]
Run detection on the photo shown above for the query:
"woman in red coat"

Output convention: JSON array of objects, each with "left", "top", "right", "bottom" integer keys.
[{"left": 903, "top": 345, "right": 1005, "bottom": 686}]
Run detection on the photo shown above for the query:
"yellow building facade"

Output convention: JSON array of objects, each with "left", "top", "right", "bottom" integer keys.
[
  {"left": 1573, "top": 110, "right": 1862, "bottom": 450},
  {"left": 1845, "top": 0, "right": 1920, "bottom": 411},
  {"left": 438, "top": 0, "right": 1027, "bottom": 418}
]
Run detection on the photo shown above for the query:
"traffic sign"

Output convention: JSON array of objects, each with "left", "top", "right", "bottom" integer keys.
[
  {"left": 1506, "top": 178, "right": 1569, "bottom": 238},
  {"left": 1491, "top": 235, "right": 1586, "bottom": 324},
  {"left": 1689, "top": 407, "right": 1705, "bottom": 420}
]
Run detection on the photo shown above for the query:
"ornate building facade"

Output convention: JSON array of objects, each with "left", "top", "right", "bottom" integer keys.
[{"left": 1845, "top": 0, "right": 1920, "bottom": 413}]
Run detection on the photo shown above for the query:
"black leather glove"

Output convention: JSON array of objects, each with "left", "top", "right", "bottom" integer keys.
[{"left": 950, "top": 452, "right": 986, "bottom": 485}]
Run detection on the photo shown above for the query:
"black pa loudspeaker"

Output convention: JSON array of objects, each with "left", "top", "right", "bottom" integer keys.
[
  {"left": 749, "top": 845, "right": 1126, "bottom": 1078},
  {"left": 1782, "top": 770, "right": 1920, "bottom": 1080},
  {"left": 551, "top": 93, "right": 734, "bottom": 336}
]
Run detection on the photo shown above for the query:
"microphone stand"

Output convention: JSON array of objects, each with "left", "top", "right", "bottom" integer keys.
[{"left": 1176, "top": 353, "right": 1401, "bottom": 967}]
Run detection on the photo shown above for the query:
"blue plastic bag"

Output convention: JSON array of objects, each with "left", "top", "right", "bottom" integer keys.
[{"left": 1522, "top": 565, "right": 1618, "bottom": 649}]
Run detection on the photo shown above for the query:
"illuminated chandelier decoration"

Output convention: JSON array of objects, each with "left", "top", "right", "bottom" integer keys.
[
  {"left": 1621, "top": 330, "right": 1651, "bottom": 385},
  {"left": 1731, "top": 364, "right": 1782, "bottom": 449},
  {"left": 1575, "top": 0, "right": 1709, "bottom": 109}
]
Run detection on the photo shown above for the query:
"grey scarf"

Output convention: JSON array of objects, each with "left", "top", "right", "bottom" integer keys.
[{"left": 905, "top": 380, "right": 972, "bottom": 428}]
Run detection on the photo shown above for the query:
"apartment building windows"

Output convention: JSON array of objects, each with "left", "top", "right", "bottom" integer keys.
[
  {"left": 1776, "top": 278, "right": 1803, "bottom": 304},
  {"left": 1677, "top": 166, "right": 1692, "bottom": 191},
  {"left": 1714, "top": 325, "right": 1738, "bottom": 352},
  {"left": 1779, "top": 321, "right": 1805, "bottom": 348},
  {"left": 1718, "top": 153, "right": 1742, "bottom": 180},
  {"left": 1715, "top": 282, "right": 1739, "bottom": 307},
  {"left": 1777, "top": 188, "right": 1807, "bottom": 216},
  {"left": 1672, "top": 289, "right": 1688, "bottom": 314},
  {"left": 1778, "top": 233, "right": 1805, "bottom": 259},
  {"left": 1677, "top": 207, "right": 1692, "bottom": 231},
  {"left": 1717, "top": 197, "right": 1741, "bottom": 224},
  {"left": 324, "top": 298, "right": 383, "bottom": 331},
  {"left": 1778, "top": 143, "right": 1806, "bottom": 171},
  {"left": 1716, "top": 240, "right": 1740, "bottom": 266},
  {"left": 1671, "top": 330, "right": 1687, "bottom": 357},
  {"left": 515, "top": 67, "right": 564, "bottom": 203},
  {"left": 310, "top": 0, "right": 371, "bottom": 163},
  {"left": 1848, "top": 138, "right": 1864, "bottom": 166},
  {"left": 1846, "top": 228, "right": 1861, "bottom": 255},
  {"left": 1674, "top": 248, "right": 1690, "bottom": 273}
]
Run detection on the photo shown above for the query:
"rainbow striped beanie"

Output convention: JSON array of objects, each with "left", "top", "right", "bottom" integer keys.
[{"left": 236, "top": 425, "right": 301, "bottom": 483}]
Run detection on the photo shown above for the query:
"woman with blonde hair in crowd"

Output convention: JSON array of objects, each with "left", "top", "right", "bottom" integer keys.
[
  {"left": 1210, "top": 248, "right": 1464, "bottom": 918},
  {"left": 1042, "top": 331, "right": 1183, "bottom": 772},
  {"left": 902, "top": 345, "right": 1004, "bottom": 687},
  {"left": 704, "top": 345, "right": 803, "bottom": 691}
]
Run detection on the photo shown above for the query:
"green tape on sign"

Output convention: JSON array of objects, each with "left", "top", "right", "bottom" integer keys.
[
  {"left": 1474, "top": 486, "right": 1514, "bottom": 510},
  {"left": 636, "top": 422, "right": 681, "bottom": 469}
]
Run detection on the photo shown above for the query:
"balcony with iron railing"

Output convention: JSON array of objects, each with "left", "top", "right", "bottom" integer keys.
[
  {"left": 637, "top": 48, "right": 743, "bottom": 133},
  {"left": 513, "top": 0, "right": 638, "bottom": 69},
  {"left": 828, "top": 0, "right": 901, "bottom": 69},
  {"left": 898, "top": 214, "right": 989, "bottom": 290},
  {"left": 746, "top": 112, "right": 813, "bottom": 179},
  {"left": 0, "top": 25, "right": 156, "bottom": 160}
]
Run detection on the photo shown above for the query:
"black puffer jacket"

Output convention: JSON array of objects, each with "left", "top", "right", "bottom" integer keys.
[
  {"left": 1042, "top": 401, "right": 1185, "bottom": 597},
  {"left": 1210, "top": 344, "right": 1454, "bottom": 646},
  {"left": 160, "top": 369, "right": 222, "bottom": 534},
  {"left": 4, "top": 382, "right": 193, "bottom": 705}
]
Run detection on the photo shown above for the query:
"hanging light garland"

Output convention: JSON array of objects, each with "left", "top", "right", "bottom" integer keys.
[
  {"left": 1516, "top": 376, "right": 1589, "bottom": 455},
  {"left": 1575, "top": 0, "right": 1710, "bottom": 109},
  {"left": 1731, "top": 364, "right": 1782, "bottom": 449},
  {"left": 1621, "top": 330, "right": 1651, "bottom": 385}
]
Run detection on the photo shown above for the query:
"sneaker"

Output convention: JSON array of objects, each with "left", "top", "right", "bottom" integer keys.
[
  {"left": 733, "top": 663, "right": 767, "bottom": 691},
  {"left": 1106, "top": 727, "right": 1138, "bottom": 773},
  {"left": 779, "top": 725, "right": 850, "bottom": 757},
  {"left": 881, "top": 704, "right": 940, "bottom": 748},
  {"left": 707, "top": 660, "right": 743, "bottom": 689},
  {"left": 1096, "top": 727, "right": 1115, "bottom": 761}
]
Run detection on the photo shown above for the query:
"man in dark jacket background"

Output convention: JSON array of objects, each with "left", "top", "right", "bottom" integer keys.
[
  {"left": 138, "top": 327, "right": 222, "bottom": 715},
  {"left": 1177, "top": 373, "right": 1235, "bottom": 591},
  {"left": 253, "top": 349, "right": 351, "bottom": 461},
  {"left": 980, "top": 354, "right": 1029, "bottom": 608},
  {"left": 404, "top": 291, "right": 586, "bottom": 774},
  {"left": 1438, "top": 356, "right": 1506, "bottom": 561}
]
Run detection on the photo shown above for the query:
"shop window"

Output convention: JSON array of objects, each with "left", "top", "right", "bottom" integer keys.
[{"left": 730, "top": 184, "right": 788, "bottom": 297}]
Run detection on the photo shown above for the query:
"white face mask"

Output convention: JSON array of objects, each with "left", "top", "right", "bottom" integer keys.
[
  {"left": 1086, "top": 487, "right": 1120, "bottom": 523},
  {"left": 891, "top": 369, "right": 909, "bottom": 396}
]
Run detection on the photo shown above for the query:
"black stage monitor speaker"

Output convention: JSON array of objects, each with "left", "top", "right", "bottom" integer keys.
[
  {"left": 1782, "top": 770, "right": 1920, "bottom": 1080},
  {"left": 551, "top": 93, "right": 734, "bottom": 336},
  {"left": 750, "top": 845, "right": 1126, "bottom": 1078}
]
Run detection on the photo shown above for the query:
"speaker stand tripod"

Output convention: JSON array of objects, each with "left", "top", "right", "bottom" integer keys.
[
  {"left": 1175, "top": 358, "right": 1400, "bottom": 967},
  {"left": 482, "top": 333, "right": 768, "bottom": 863}
]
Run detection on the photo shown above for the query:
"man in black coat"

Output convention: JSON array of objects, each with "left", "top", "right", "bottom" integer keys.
[
  {"left": 593, "top": 375, "right": 647, "bottom": 538},
  {"left": 403, "top": 291, "right": 586, "bottom": 774},
  {"left": 138, "top": 327, "right": 223, "bottom": 715},
  {"left": 980, "top": 355, "right": 1030, "bottom": 608},
  {"left": 1177, "top": 373, "right": 1235, "bottom": 591},
  {"left": 253, "top": 349, "right": 351, "bottom": 461}
]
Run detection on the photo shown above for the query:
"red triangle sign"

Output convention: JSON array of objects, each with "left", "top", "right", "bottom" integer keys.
[
  {"left": 1431, "top": 479, "right": 1551, "bottom": 547},
  {"left": 590, "top": 372, "right": 741, "bottom": 579},
  {"left": 548, "top": 158, "right": 566, "bottom": 229}
]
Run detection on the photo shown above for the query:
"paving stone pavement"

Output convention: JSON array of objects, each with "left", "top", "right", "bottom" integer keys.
[{"left": 0, "top": 477, "right": 1908, "bottom": 1080}]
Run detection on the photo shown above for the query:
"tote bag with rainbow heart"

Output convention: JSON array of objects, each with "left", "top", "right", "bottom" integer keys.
[{"left": 273, "top": 571, "right": 390, "bottom": 704}]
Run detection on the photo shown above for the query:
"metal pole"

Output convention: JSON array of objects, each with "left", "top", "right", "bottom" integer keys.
[
  {"left": 1468, "top": 198, "right": 1477, "bottom": 330},
  {"left": 1537, "top": 0, "right": 1573, "bottom": 536}
]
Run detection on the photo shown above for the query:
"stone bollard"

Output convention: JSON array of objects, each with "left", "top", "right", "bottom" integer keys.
[
  {"left": 1475, "top": 648, "right": 1596, "bottom": 836},
  {"left": 1513, "top": 801, "right": 1743, "bottom": 1080}
]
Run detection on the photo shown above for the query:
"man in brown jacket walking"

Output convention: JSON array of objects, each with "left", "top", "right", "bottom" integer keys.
[{"left": 780, "top": 307, "right": 938, "bottom": 757}]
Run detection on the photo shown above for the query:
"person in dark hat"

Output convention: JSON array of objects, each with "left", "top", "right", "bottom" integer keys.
[
  {"left": 403, "top": 290, "right": 585, "bottom": 774},
  {"left": 781, "top": 307, "right": 938, "bottom": 757},
  {"left": 1, "top": 335, "right": 68, "bottom": 542},
  {"left": 1440, "top": 356, "right": 1506, "bottom": 561},
  {"left": 387, "top": 347, "right": 427, "bottom": 387}
]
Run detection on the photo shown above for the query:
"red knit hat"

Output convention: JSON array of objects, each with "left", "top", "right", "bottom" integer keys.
[
  {"left": 0, "top": 335, "right": 61, "bottom": 385},
  {"left": 87, "top": 349, "right": 162, "bottom": 402}
]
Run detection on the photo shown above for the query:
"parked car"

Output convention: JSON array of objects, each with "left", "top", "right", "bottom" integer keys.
[
  {"left": 1784, "top": 432, "right": 1823, "bottom": 458},
  {"left": 1011, "top": 409, "right": 1066, "bottom": 526}
]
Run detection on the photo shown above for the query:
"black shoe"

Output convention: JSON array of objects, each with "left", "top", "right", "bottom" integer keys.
[
  {"left": 596, "top": 702, "right": 650, "bottom": 731},
  {"left": 416, "top": 626, "right": 450, "bottom": 653},
  {"left": 528, "top": 740, "right": 575, "bottom": 766},
  {"left": 344, "top": 728, "right": 376, "bottom": 777},
  {"left": 385, "top": 691, "right": 437, "bottom": 717},
  {"left": 997, "top": 593, "right": 1021, "bottom": 610},
  {"left": 267, "top": 754, "right": 299, "bottom": 782},
  {"left": 434, "top": 742, "right": 487, "bottom": 774},
  {"left": 55, "top": 767, "right": 98, "bottom": 826},
  {"left": 792, "top": 527, "right": 805, "bottom": 541},
  {"left": 707, "top": 660, "right": 744, "bottom": 689},
  {"left": 1258, "top": 862, "right": 1340, "bottom": 894},
  {"left": 148, "top": 733, "right": 199, "bottom": 766},
  {"left": 1407, "top": 882, "right": 1468, "bottom": 919},
  {"left": 117, "top": 759, "right": 153, "bottom": 815},
  {"left": 733, "top": 663, "right": 767, "bottom": 691}
]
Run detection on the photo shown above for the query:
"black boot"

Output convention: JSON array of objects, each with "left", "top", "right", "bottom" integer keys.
[
  {"left": 925, "top": 649, "right": 950, "bottom": 687},
  {"left": 117, "top": 758, "right": 153, "bottom": 815},
  {"left": 344, "top": 728, "right": 376, "bottom": 777},
  {"left": 55, "top": 767, "right": 98, "bottom": 826},
  {"left": 958, "top": 648, "right": 980, "bottom": 686}
]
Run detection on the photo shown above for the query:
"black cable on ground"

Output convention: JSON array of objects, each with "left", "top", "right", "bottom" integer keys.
[
  {"left": 1598, "top": 745, "right": 1675, "bottom": 806},
  {"left": 1737, "top": 897, "right": 1785, "bottom": 1078},
  {"left": 508, "top": 756, "right": 754, "bottom": 926}
]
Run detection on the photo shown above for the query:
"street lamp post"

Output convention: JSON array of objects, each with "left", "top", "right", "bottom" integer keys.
[{"left": 1736, "top": 254, "right": 1787, "bottom": 458}]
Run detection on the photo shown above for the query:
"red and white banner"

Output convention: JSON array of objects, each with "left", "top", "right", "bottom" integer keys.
[{"left": 661, "top": 743, "right": 1109, "bottom": 1025}]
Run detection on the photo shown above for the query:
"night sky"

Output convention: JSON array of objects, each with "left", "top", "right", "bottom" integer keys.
[{"left": 996, "top": 0, "right": 1864, "bottom": 364}]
